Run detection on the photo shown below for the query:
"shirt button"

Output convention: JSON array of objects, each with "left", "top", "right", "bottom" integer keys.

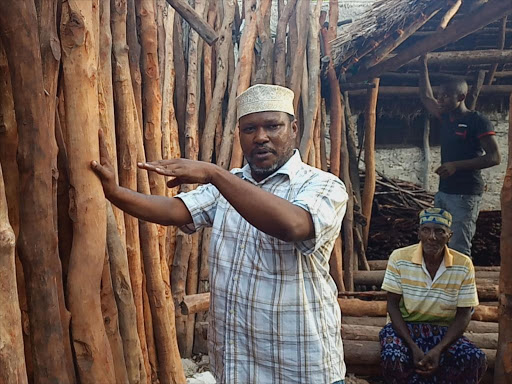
[
  {"left": 229, "top": 309, "right": 234, "bottom": 314},
  {"left": 240, "top": 245, "right": 245, "bottom": 250},
  {"left": 229, "top": 340, "right": 234, "bottom": 345},
  {"left": 233, "top": 276, "right": 238, "bottom": 281}
]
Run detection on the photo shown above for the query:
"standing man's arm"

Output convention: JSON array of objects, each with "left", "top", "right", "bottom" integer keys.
[
  {"left": 419, "top": 55, "right": 441, "bottom": 119},
  {"left": 140, "top": 160, "right": 346, "bottom": 244},
  {"left": 435, "top": 126, "right": 501, "bottom": 178},
  {"left": 91, "top": 130, "right": 192, "bottom": 226}
]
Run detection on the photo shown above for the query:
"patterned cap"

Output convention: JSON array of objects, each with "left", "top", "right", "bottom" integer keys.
[
  {"left": 236, "top": 84, "right": 295, "bottom": 120},
  {"left": 419, "top": 208, "right": 452, "bottom": 228}
]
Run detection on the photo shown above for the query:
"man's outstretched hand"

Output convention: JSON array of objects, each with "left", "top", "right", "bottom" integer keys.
[
  {"left": 138, "top": 158, "right": 219, "bottom": 188},
  {"left": 91, "top": 129, "right": 117, "bottom": 198}
]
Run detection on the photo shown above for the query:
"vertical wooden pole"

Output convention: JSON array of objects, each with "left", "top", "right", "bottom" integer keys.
[
  {"left": 361, "top": 78, "right": 380, "bottom": 249},
  {"left": 422, "top": 114, "right": 431, "bottom": 190},
  {"left": 467, "top": 70, "right": 486, "bottom": 111},
  {"left": 127, "top": 0, "right": 144, "bottom": 131},
  {"left": 495, "top": 92, "right": 512, "bottom": 384},
  {"left": 288, "top": 0, "right": 309, "bottom": 113},
  {"left": 298, "top": 0, "right": 322, "bottom": 160},
  {"left": 111, "top": 0, "right": 151, "bottom": 379},
  {"left": 60, "top": 0, "right": 116, "bottom": 381},
  {"left": 0, "top": 1, "right": 72, "bottom": 382},
  {"left": 0, "top": 161, "right": 27, "bottom": 383},
  {"left": 228, "top": 0, "right": 272, "bottom": 170},
  {"left": 485, "top": 16, "right": 507, "bottom": 86},
  {"left": 101, "top": 248, "right": 130, "bottom": 383},
  {"left": 274, "top": 0, "right": 298, "bottom": 86},
  {"left": 201, "top": 0, "right": 235, "bottom": 163},
  {"left": 106, "top": 202, "right": 147, "bottom": 384}
]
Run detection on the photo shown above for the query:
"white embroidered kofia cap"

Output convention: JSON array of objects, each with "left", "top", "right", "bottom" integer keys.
[{"left": 236, "top": 84, "right": 295, "bottom": 120}]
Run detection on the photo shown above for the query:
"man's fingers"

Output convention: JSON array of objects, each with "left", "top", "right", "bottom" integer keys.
[
  {"left": 167, "top": 177, "right": 182, "bottom": 189},
  {"left": 98, "top": 129, "right": 110, "bottom": 160},
  {"left": 91, "top": 160, "right": 108, "bottom": 179}
]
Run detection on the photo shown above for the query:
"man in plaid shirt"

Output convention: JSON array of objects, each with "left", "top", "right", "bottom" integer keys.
[{"left": 92, "top": 84, "right": 347, "bottom": 383}]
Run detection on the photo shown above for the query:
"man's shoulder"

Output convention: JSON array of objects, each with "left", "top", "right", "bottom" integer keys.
[
  {"left": 448, "top": 247, "right": 474, "bottom": 268},
  {"left": 390, "top": 244, "right": 419, "bottom": 262},
  {"left": 296, "top": 162, "right": 345, "bottom": 186}
]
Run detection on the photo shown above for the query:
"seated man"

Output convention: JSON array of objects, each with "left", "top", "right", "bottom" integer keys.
[{"left": 379, "top": 208, "right": 487, "bottom": 384}]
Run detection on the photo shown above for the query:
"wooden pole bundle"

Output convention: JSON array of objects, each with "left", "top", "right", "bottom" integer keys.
[{"left": 0, "top": 1, "right": 509, "bottom": 382}]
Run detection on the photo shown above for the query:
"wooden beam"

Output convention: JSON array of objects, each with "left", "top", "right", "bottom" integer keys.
[
  {"left": 348, "top": 85, "right": 512, "bottom": 96},
  {"left": 437, "top": 0, "right": 462, "bottom": 30},
  {"left": 181, "top": 292, "right": 210, "bottom": 315},
  {"left": 351, "top": 0, "right": 512, "bottom": 81},
  {"left": 360, "top": 1, "right": 444, "bottom": 69},
  {"left": 342, "top": 340, "right": 496, "bottom": 369},
  {"left": 338, "top": 298, "right": 498, "bottom": 322},
  {"left": 495, "top": 92, "right": 512, "bottom": 383},
  {"left": 485, "top": 16, "right": 507, "bottom": 85},
  {"left": 165, "top": 0, "right": 218, "bottom": 45}
]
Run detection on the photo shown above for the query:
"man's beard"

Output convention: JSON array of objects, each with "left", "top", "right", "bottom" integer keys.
[{"left": 247, "top": 146, "right": 294, "bottom": 180}]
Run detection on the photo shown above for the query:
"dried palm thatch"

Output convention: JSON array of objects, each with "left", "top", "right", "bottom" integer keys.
[{"left": 331, "top": 0, "right": 438, "bottom": 72}]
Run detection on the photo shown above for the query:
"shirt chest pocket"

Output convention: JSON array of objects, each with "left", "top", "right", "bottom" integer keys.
[
  {"left": 256, "top": 234, "right": 298, "bottom": 275},
  {"left": 453, "top": 125, "right": 468, "bottom": 140}
]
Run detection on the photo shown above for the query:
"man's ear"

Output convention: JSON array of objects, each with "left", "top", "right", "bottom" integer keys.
[
  {"left": 458, "top": 93, "right": 466, "bottom": 102},
  {"left": 291, "top": 119, "right": 298, "bottom": 137}
]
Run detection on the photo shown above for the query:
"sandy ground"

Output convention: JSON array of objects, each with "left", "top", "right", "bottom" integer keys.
[{"left": 182, "top": 357, "right": 377, "bottom": 384}]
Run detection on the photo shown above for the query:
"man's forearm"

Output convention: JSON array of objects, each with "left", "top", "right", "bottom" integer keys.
[
  {"left": 433, "top": 308, "right": 471, "bottom": 352},
  {"left": 388, "top": 303, "right": 418, "bottom": 350},
  {"left": 451, "top": 154, "right": 500, "bottom": 171},
  {"left": 209, "top": 166, "right": 314, "bottom": 242},
  {"left": 107, "top": 186, "right": 191, "bottom": 226}
]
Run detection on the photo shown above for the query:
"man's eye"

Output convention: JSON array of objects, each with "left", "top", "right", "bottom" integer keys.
[
  {"left": 242, "top": 127, "right": 255, "bottom": 133},
  {"left": 268, "top": 125, "right": 280, "bottom": 130}
]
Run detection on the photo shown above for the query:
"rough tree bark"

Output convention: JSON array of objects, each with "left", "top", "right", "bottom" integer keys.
[
  {"left": 111, "top": 0, "right": 151, "bottom": 379},
  {"left": 134, "top": 112, "right": 187, "bottom": 384},
  {"left": 106, "top": 202, "right": 147, "bottom": 384},
  {"left": 200, "top": 0, "right": 235, "bottom": 163},
  {"left": 273, "top": 0, "right": 298, "bottom": 86},
  {"left": 127, "top": 0, "right": 144, "bottom": 131},
  {"left": 137, "top": 0, "right": 168, "bottom": 271},
  {"left": 495, "top": 93, "right": 512, "bottom": 383},
  {"left": 0, "top": 162, "right": 27, "bottom": 383},
  {"left": 229, "top": 0, "right": 272, "bottom": 169},
  {"left": 101, "top": 248, "right": 130, "bottom": 383},
  {"left": 60, "top": 0, "right": 116, "bottom": 382},
  {"left": 99, "top": 0, "right": 126, "bottom": 242},
  {"left": 298, "top": 0, "right": 322, "bottom": 160},
  {"left": 0, "top": 1, "right": 72, "bottom": 382}
]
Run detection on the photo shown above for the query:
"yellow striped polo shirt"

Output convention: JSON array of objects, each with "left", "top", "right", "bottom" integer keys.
[{"left": 381, "top": 243, "right": 479, "bottom": 326}]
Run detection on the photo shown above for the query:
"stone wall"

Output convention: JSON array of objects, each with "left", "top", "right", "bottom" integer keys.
[{"left": 373, "top": 111, "right": 509, "bottom": 211}]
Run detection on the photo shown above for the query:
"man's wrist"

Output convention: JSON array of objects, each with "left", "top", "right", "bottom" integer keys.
[{"left": 208, "top": 163, "right": 226, "bottom": 187}]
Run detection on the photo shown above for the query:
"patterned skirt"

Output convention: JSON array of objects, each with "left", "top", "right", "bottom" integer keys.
[{"left": 379, "top": 322, "right": 487, "bottom": 384}]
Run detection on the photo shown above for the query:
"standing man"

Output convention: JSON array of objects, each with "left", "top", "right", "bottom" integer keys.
[
  {"left": 92, "top": 84, "right": 348, "bottom": 384},
  {"left": 419, "top": 55, "right": 501, "bottom": 256}
]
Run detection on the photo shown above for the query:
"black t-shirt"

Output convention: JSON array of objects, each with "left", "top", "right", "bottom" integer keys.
[{"left": 439, "top": 111, "right": 495, "bottom": 195}]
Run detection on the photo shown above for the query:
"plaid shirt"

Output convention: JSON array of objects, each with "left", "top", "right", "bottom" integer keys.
[{"left": 177, "top": 151, "right": 347, "bottom": 383}]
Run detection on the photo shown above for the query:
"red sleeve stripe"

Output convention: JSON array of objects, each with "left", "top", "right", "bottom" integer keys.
[{"left": 478, "top": 131, "right": 496, "bottom": 139}]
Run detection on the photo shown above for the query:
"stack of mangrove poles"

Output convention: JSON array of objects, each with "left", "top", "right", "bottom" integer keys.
[{"left": 0, "top": 0, "right": 373, "bottom": 381}]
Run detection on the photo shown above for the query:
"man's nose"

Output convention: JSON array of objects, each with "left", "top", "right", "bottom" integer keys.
[{"left": 253, "top": 127, "right": 269, "bottom": 143}]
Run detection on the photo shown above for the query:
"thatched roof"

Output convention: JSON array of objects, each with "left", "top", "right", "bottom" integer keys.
[{"left": 331, "top": 0, "right": 436, "bottom": 71}]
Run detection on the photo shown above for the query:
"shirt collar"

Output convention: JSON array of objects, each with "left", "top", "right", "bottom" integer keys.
[
  {"left": 234, "top": 149, "right": 303, "bottom": 184},
  {"left": 413, "top": 242, "right": 453, "bottom": 267}
]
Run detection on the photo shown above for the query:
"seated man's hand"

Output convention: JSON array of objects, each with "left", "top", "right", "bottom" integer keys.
[
  {"left": 411, "top": 345, "right": 425, "bottom": 368},
  {"left": 415, "top": 347, "right": 441, "bottom": 376}
]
